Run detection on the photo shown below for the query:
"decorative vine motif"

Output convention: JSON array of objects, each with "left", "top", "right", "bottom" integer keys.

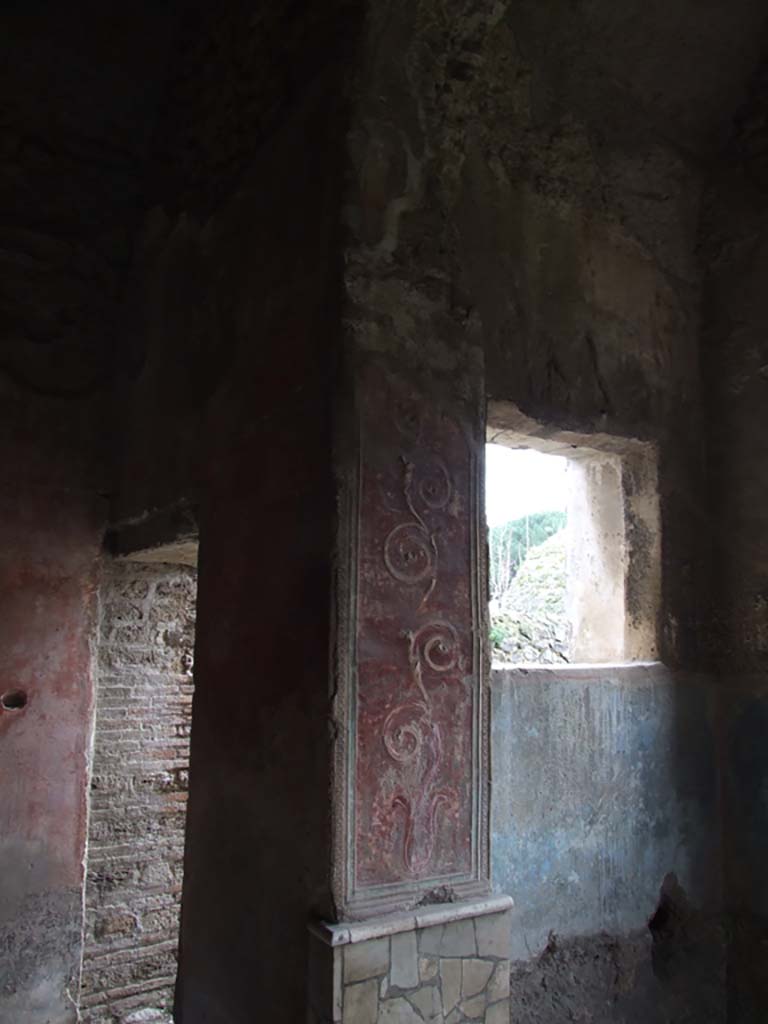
[
  {"left": 382, "top": 454, "right": 453, "bottom": 608},
  {"left": 352, "top": 370, "right": 480, "bottom": 899},
  {"left": 381, "top": 620, "right": 462, "bottom": 874},
  {"left": 409, "top": 621, "right": 459, "bottom": 684},
  {"left": 383, "top": 522, "right": 434, "bottom": 585}
]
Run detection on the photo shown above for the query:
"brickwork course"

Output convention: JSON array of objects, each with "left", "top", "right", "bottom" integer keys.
[{"left": 80, "top": 560, "right": 196, "bottom": 1024}]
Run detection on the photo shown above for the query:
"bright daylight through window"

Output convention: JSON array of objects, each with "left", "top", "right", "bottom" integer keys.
[
  {"left": 486, "top": 427, "right": 660, "bottom": 667},
  {"left": 486, "top": 445, "right": 570, "bottom": 664}
]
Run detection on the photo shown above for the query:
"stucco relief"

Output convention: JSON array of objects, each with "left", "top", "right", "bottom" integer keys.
[{"left": 337, "top": 364, "right": 488, "bottom": 915}]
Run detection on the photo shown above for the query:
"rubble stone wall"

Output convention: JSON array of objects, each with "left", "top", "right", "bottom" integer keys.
[{"left": 80, "top": 560, "right": 196, "bottom": 1024}]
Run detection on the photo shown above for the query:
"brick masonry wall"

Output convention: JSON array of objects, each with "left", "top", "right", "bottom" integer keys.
[{"left": 80, "top": 560, "right": 197, "bottom": 1024}]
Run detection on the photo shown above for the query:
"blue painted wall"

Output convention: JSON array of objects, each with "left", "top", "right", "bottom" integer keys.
[{"left": 491, "top": 664, "right": 720, "bottom": 961}]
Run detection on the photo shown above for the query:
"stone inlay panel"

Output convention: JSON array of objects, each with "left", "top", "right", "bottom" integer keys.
[
  {"left": 336, "top": 364, "right": 488, "bottom": 914},
  {"left": 308, "top": 899, "right": 512, "bottom": 1024}
]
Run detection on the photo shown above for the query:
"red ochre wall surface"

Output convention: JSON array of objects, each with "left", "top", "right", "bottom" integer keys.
[{"left": 0, "top": 482, "right": 103, "bottom": 1023}]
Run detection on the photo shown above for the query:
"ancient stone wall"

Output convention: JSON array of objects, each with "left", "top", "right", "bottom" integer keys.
[
  {"left": 101, "top": 3, "right": 768, "bottom": 1023},
  {"left": 338, "top": 4, "right": 741, "bottom": 1022},
  {"left": 0, "top": 7, "right": 177, "bottom": 1020},
  {"left": 80, "top": 560, "right": 196, "bottom": 1024},
  {"left": 343, "top": 0, "right": 714, "bottom": 667},
  {"left": 491, "top": 664, "right": 720, "bottom": 962}
]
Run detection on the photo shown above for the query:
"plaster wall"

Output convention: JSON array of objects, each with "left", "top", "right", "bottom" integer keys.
[
  {"left": 105, "top": 2, "right": 766, "bottom": 1021},
  {"left": 0, "top": 2, "right": 765, "bottom": 1023},
  {"left": 0, "top": 9, "right": 178, "bottom": 1019},
  {"left": 107, "top": 6, "right": 359, "bottom": 1020},
  {"left": 0, "top": 485, "right": 103, "bottom": 1024},
  {"left": 700, "top": 59, "right": 768, "bottom": 1017},
  {"left": 346, "top": 1, "right": 719, "bottom": 1003},
  {"left": 491, "top": 664, "right": 719, "bottom": 953},
  {"left": 342, "top": 0, "right": 711, "bottom": 672},
  {"left": 154, "top": 88, "right": 345, "bottom": 1024},
  {"left": 565, "top": 457, "right": 626, "bottom": 663},
  {"left": 491, "top": 663, "right": 723, "bottom": 1021}
]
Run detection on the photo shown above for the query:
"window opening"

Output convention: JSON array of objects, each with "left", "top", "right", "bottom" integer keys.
[
  {"left": 486, "top": 407, "right": 660, "bottom": 666},
  {"left": 487, "top": 446, "right": 570, "bottom": 664}
]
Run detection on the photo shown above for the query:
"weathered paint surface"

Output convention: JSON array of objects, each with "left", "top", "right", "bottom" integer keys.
[
  {"left": 0, "top": 487, "right": 102, "bottom": 1023},
  {"left": 491, "top": 664, "right": 719, "bottom": 962},
  {"left": 353, "top": 368, "right": 477, "bottom": 895}
]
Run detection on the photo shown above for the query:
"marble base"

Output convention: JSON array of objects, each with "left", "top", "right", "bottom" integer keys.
[{"left": 308, "top": 897, "right": 513, "bottom": 1024}]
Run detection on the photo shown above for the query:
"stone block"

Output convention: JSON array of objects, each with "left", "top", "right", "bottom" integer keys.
[
  {"left": 462, "top": 958, "right": 493, "bottom": 1000},
  {"left": 407, "top": 984, "right": 442, "bottom": 1022},
  {"left": 459, "top": 992, "right": 486, "bottom": 1019},
  {"left": 344, "top": 937, "right": 390, "bottom": 983},
  {"left": 419, "top": 955, "right": 439, "bottom": 982},
  {"left": 475, "top": 912, "right": 509, "bottom": 959},
  {"left": 486, "top": 999, "right": 509, "bottom": 1024},
  {"left": 378, "top": 996, "right": 422, "bottom": 1024},
  {"left": 440, "top": 918, "right": 477, "bottom": 957},
  {"left": 419, "top": 923, "right": 443, "bottom": 956},
  {"left": 441, "top": 958, "right": 462, "bottom": 1014},
  {"left": 343, "top": 979, "right": 378, "bottom": 1024},
  {"left": 487, "top": 962, "right": 512, "bottom": 1003},
  {"left": 389, "top": 929, "right": 419, "bottom": 990},
  {"left": 421, "top": 918, "right": 477, "bottom": 958},
  {"left": 486, "top": 962, "right": 509, "bottom": 1004},
  {"left": 312, "top": 907, "right": 510, "bottom": 1024}
]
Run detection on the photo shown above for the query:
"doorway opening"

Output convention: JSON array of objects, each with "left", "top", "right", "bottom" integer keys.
[{"left": 80, "top": 550, "right": 197, "bottom": 1024}]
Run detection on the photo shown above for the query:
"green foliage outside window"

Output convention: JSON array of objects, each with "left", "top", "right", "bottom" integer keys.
[{"left": 488, "top": 510, "right": 570, "bottom": 664}]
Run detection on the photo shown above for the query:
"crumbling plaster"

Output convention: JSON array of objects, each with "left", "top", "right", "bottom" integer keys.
[
  {"left": 113, "top": 2, "right": 768, "bottom": 1022},
  {"left": 339, "top": 0, "right": 730, "bottom": 671}
]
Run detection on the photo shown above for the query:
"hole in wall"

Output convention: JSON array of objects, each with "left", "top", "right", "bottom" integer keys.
[{"left": 1, "top": 689, "right": 28, "bottom": 710}]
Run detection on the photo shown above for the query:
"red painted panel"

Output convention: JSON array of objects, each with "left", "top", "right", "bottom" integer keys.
[
  {"left": 0, "top": 483, "right": 102, "bottom": 1021},
  {"left": 354, "top": 370, "right": 476, "bottom": 889}
]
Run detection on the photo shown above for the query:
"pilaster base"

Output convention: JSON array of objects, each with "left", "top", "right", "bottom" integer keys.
[{"left": 308, "top": 896, "right": 513, "bottom": 1024}]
